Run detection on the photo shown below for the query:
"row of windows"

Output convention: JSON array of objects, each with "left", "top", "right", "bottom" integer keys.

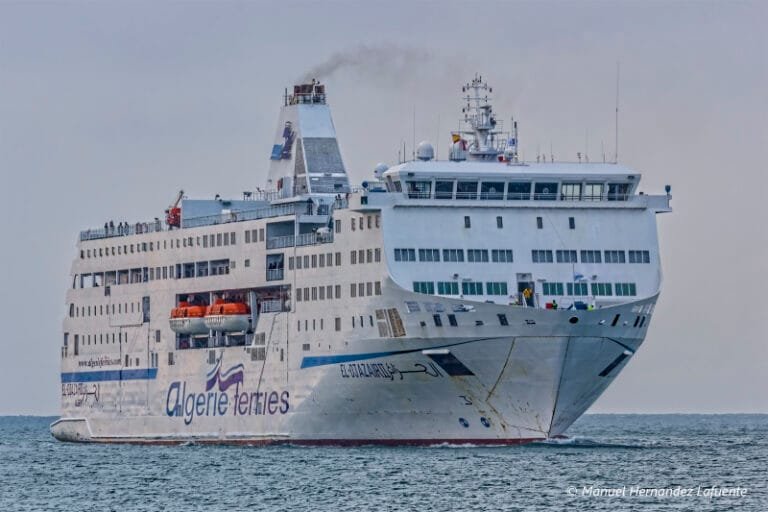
[
  {"left": 349, "top": 214, "right": 381, "bottom": 231},
  {"left": 351, "top": 248, "right": 382, "bottom": 265},
  {"left": 400, "top": 179, "right": 630, "bottom": 202},
  {"left": 295, "top": 284, "right": 342, "bottom": 302},
  {"left": 244, "top": 228, "right": 266, "bottom": 244},
  {"left": 413, "top": 281, "right": 509, "bottom": 296},
  {"left": 69, "top": 301, "right": 142, "bottom": 318},
  {"left": 533, "top": 250, "right": 651, "bottom": 264},
  {"left": 81, "top": 231, "right": 238, "bottom": 259},
  {"left": 350, "top": 281, "right": 383, "bottom": 298},
  {"left": 395, "top": 248, "right": 515, "bottom": 263},
  {"left": 65, "top": 330, "right": 161, "bottom": 347},
  {"left": 288, "top": 252, "right": 342, "bottom": 270},
  {"left": 542, "top": 282, "right": 637, "bottom": 297},
  {"left": 73, "top": 258, "right": 240, "bottom": 290}
]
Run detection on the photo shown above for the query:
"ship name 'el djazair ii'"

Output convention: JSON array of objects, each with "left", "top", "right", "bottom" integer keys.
[{"left": 52, "top": 76, "right": 672, "bottom": 444}]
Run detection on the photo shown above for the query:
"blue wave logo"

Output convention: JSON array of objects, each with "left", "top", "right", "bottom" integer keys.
[{"left": 205, "top": 358, "right": 244, "bottom": 392}]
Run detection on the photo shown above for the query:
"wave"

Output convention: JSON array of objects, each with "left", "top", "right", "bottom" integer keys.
[{"left": 531, "top": 437, "right": 646, "bottom": 449}]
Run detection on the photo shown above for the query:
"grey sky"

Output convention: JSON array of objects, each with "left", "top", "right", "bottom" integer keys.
[{"left": 0, "top": 1, "right": 765, "bottom": 415}]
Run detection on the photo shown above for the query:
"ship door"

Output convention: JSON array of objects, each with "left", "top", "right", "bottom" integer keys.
[{"left": 516, "top": 273, "right": 535, "bottom": 307}]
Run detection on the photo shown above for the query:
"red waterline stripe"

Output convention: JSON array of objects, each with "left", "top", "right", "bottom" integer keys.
[{"left": 64, "top": 437, "right": 544, "bottom": 447}]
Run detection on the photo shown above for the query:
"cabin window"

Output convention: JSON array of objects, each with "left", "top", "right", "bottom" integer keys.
[
  {"left": 561, "top": 183, "right": 582, "bottom": 201},
  {"left": 467, "top": 249, "right": 489, "bottom": 262},
  {"left": 569, "top": 217, "right": 576, "bottom": 229},
  {"left": 464, "top": 216, "right": 471, "bottom": 228},
  {"left": 413, "top": 282, "right": 435, "bottom": 294},
  {"left": 604, "top": 250, "right": 626, "bottom": 264},
  {"left": 580, "top": 250, "right": 602, "bottom": 263},
  {"left": 491, "top": 249, "right": 513, "bottom": 263},
  {"left": 534, "top": 182, "right": 558, "bottom": 200},
  {"left": 480, "top": 182, "right": 504, "bottom": 200},
  {"left": 448, "top": 314, "right": 458, "bottom": 327},
  {"left": 556, "top": 250, "right": 577, "bottom": 263},
  {"left": 437, "top": 282, "right": 459, "bottom": 295},
  {"left": 418, "top": 249, "right": 440, "bottom": 262},
  {"left": 536, "top": 217, "right": 543, "bottom": 229},
  {"left": 335, "top": 219, "right": 341, "bottom": 233},
  {"left": 496, "top": 216, "right": 503, "bottom": 228},
  {"left": 532, "top": 250, "right": 554, "bottom": 263},
  {"left": 442, "top": 249, "right": 464, "bottom": 262},
  {"left": 486, "top": 282, "right": 508, "bottom": 295},
  {"left": 507, "top": 182, "right": 531, "bottom": 200},
  {"left": 456, "top": 181, "right": 478, "bottom": 199},
  {"left": 435, "top": 181, "right": 454, "bottom": 199},
  {"left": 628, "top": 250, "right": 651, "bottom": 263},
  {"left": 567, "top": 282, "right": 589, "bottom": 296}
]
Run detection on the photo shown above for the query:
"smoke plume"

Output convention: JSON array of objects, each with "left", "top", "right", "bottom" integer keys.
[{"left": 299, "top": 44, "right": 433, "bottom": 83}]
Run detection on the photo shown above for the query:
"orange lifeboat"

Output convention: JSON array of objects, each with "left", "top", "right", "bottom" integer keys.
[
  {"left": 169, "top": 301, "right": 208, "bottom": 334},
  {"left": 204, "top": 299, "right": 251, "bottom": 332}
]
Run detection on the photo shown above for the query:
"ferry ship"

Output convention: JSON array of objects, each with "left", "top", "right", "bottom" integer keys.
[{"left": 52, "top": 76, "right": 672, "bottom": 444}]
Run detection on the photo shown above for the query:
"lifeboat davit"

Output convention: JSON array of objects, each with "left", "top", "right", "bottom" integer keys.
[
  {"left": 204, "top": 299, "right": 251, "bottom": 332},
  {"left": 169, "top": 301, "right": 208, "bottom": 334}
]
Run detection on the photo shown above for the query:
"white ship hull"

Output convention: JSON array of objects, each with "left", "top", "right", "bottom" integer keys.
[{"left": 52, "top": 283, "right": 656, "bottom": 445}]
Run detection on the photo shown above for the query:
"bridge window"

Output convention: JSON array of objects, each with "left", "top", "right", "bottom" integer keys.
[
  {"left": 457, "top": 181, "right": 478, "bottom": 199},
  {"left": 407, "top": 181, "right": 431, "bottom": 199},
  {"left": 480, "top": 182, "right": 504, "bottom": 200},
  {"left": 607, "top": 183, "right": 630, "bottom": 201},
  {"left": 507, "top": 182, "right": 531, "bottom": 200},
  {"left": 435, "top": 181, "right": 454, "bottom": 199},
  {"left": 584, "top": 183, "right": 603, "bottom": 201},
  {"left": 534, "top": 182, "right": 558, "bottom": 200},
  {"left": 561, "top": 183, "right": 582, "bottom": 200}
]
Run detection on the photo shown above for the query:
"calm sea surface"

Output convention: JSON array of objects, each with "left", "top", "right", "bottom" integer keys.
[{"left": 0, "top": 414, "right": 765, "bottom": 511}]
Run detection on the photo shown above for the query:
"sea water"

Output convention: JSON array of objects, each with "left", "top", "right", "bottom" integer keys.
[{"left": 0, "top": 414, "right": 765, "bottom": 511}]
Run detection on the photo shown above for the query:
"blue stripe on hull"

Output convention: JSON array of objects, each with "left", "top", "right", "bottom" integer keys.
[{"left": 61, "top": 368, "right": 158, "bottom": 383}]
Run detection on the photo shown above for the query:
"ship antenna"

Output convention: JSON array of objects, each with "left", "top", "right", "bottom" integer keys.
[
  {"left": 412, "top": 106, "right": 416, "bottom": 161},
  {"left": 614, "top": 61, "right": 620, "bottom": 164}
]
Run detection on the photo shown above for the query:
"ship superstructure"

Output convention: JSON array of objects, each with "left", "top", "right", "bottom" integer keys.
[{"left": 52, "top": 77, "right": 671, "bottom": 444}]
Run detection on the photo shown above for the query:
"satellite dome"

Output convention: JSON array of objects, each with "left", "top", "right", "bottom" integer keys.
[
  {"left": 374, "top": 162, "right": 388, "bottom": 178},
  {"left": 416, "top": 141, "right": 435, "bottom": 161}
]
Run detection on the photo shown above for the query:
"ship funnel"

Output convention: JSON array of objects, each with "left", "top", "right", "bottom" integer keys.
[{"left": 264, "top": 80, "right": 350, "bottom": 197}]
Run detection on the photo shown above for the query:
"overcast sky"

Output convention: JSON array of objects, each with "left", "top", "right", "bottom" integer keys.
[{"left": 0, "top": 1, "right": 765, "bottom": 415}]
